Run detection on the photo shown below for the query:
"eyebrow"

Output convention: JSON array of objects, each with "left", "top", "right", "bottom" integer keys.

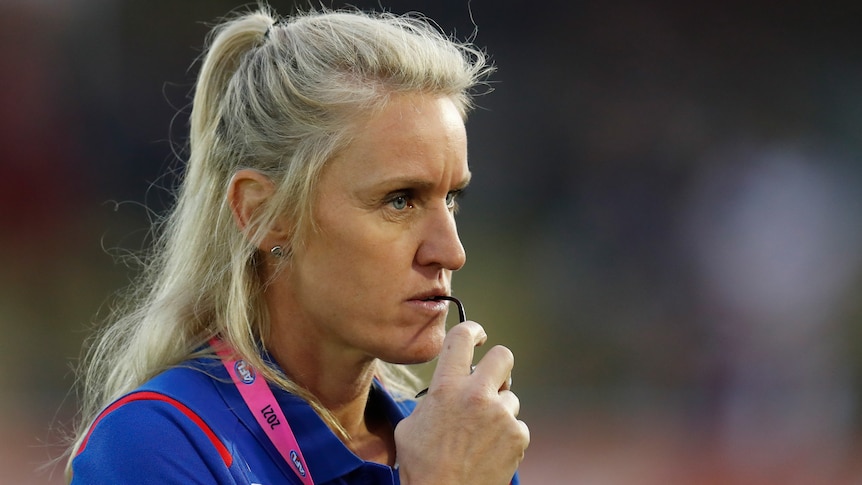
[{"left": 376, "top": 172, "right": 473, "bottom": 192}]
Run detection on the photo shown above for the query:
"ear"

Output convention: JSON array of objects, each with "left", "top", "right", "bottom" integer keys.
[{"left": 227, "top": 169, "right": 287, "bottom": 248}]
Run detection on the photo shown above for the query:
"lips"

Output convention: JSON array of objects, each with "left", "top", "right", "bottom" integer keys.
[{"left": 409, "top": 288, "right": 450, "bottom": 302}]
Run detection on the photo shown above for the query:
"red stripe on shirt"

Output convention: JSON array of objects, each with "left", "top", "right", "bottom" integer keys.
[{"left": 76, "top": 390, "right": 233, "bottom": 467}]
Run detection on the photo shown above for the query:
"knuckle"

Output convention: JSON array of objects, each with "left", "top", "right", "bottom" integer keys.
[
  {"left": 428, "top": 379, "right": 458, "bottom": 397},
  {"left": 463, "top": 386, "right": 490, "bottom": 407},
  {"left": 507, "top": 390, "right": 521, "bottom": 408},
  {"left": 487, "top": 345, "right": 514, "bottom": 364},
  {"left": 455, "top": 320, "right": 486, "bottom": 338},
  {"left": 519, "top": 421, "right": 531, "bottom": 447},
  {"left": 445, "top": 324, "right": 471, "bottom": 340}
]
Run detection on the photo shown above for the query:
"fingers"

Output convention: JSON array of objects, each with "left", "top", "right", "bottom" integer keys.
[
  {"left": 516, "top": 418, "right": 531, "bottom": 451},
  {"left": 498, "top": 389, "right": 521, "bottom": 417},
  {"left": 402, "top": 323, "right": 528, "bottom": 484},
  {"left": 431, "top": 320, "right": 487, "bottom": 380},
  {"left": 427, "top": 324, "right": 516, "bottom": 402},
  {"left": 472, "top": 344, "right": 514, "bottom": 393}
]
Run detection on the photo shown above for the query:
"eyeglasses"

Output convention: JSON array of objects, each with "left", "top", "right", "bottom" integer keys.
[
  {"left": 415, "top": 296, "right": 467, "bottom": 398},
  {"left": 429, "top": 295, "right": 466, "bottom": 322}
]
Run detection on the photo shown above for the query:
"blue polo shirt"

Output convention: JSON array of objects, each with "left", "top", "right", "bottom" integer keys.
[{"left": 71, "top": 358, "right": 520, "bottom": 484}]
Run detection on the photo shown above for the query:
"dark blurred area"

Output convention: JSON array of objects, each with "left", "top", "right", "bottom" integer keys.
[{"left": 3, "top": 0, "right": 862, "bottom": 483}]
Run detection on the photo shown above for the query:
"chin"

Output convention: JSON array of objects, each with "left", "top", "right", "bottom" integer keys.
[
  {"left": 380, "top": 326, "right": 445, "bottom": 365},
  {"left": 391, "top": 350, "right": 439, "bottom": 365}
]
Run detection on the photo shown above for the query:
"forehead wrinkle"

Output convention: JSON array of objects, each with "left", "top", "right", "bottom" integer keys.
[{"left": 371, "top": 169, "right": 472, "bottom": 191}]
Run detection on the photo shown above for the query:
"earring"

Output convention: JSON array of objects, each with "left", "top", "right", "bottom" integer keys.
[{"left": 270, "top": 246, "right": 285, "bottom": 258}]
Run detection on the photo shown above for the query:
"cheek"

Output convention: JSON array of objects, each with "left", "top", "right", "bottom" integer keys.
[
  {"left": 331, "top": 227, "right": 415, "bottom": 275},
  {"left": 304, "top": 205, "right": 422, "bottom": 303},
  {"left": 301, "top": 230, "right": 407, "bottom": 297}
]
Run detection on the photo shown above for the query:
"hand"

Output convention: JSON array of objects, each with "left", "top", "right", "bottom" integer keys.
[{"left": 395, "top": 321, "right": 530, "bottom": 485}]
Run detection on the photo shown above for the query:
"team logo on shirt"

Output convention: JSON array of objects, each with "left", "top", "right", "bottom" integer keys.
[
  {"left": 235, "top": 360, "right": 256, "bottom": 384},
  {"left": 290, "top": 450, "right": 307, "bottom": 477}
]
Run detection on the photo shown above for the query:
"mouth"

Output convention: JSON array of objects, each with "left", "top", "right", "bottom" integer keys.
[
  {"left": 422, "top": 295, "right": 466, "bottom": 322},
  {"left": 411, "top": 288, "right": 449, "bottom": 301},
  {"left": 406, "top": 289, "right": 466, "bottom": 322}
]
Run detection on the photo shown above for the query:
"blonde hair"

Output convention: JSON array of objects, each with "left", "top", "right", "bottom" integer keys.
[{"left": 67, "top": 2, "right": 491, "bottom": 476}]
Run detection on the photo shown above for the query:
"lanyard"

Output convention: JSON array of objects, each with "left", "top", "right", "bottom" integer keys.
[{"left": 211, "top": 338, "right": 315, "bottom": 485}]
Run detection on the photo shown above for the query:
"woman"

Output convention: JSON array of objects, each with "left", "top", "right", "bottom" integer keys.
[{"left": 68, "top": 4, "right": 528, "bottom": 484}]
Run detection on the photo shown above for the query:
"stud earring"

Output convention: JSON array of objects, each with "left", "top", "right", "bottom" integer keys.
[{"left": 270, "top": 246, "right": 285, "bottom": 258}]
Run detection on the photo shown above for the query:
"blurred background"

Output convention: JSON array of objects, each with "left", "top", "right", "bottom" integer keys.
[{"left": 3, "top": 0, "right": 862, "bottom": 483}]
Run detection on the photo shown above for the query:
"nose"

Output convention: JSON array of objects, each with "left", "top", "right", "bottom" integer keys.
[{"left": 415, "top": 206, "right": 466, "bottom": 271}]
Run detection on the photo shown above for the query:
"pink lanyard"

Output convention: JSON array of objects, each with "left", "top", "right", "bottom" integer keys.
[{"left": 211, "top": 338, "right": 315, "bottom": 485}]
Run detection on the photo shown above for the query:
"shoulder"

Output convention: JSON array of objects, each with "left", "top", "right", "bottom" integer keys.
[
  {"left": 71, "top": 362, "right": 243, "bottom": 484},
  {"left": 71, "top": 391, "right": 235, "bottom": 483}
]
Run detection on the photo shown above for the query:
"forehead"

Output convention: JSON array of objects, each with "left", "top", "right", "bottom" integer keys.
[
  {"left": 356, "top": 93, "right": 465, "bottom": 145},
  {"left": 326, "top": 93, "right": 468, "bottom": 181}
]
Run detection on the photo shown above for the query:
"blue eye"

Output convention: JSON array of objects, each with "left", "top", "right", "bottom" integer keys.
[{"left": 391, "top": 195, "right": 410, "bottom": 210}]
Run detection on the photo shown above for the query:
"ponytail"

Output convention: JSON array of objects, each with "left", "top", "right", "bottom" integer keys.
[
  {"left": 67, "top": 4, "right": 491, "bottom": 477},
  {"left": 187, "top": 9, "right": 274, "bottom": 183}
]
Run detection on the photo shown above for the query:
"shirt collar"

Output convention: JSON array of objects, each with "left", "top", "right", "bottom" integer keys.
[
  {"left": 272, "top": 378, "right": 411, "bottom": 483},
  {"left": 210, "top": 356, "right": 413, "bottom": 483}
]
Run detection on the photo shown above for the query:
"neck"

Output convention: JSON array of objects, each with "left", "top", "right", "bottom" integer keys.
[
  {"left": 268, "top": 331, "right": 396, "bottom": 465},
  {"left": 264, "top": 294, "right": 396, "bottom": 465},
  {"left": 268, "top": 328, "right": 376, "bottom": 435},
  {"left": 261, "top": 263, "right": 398, "bottom": 465}
]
